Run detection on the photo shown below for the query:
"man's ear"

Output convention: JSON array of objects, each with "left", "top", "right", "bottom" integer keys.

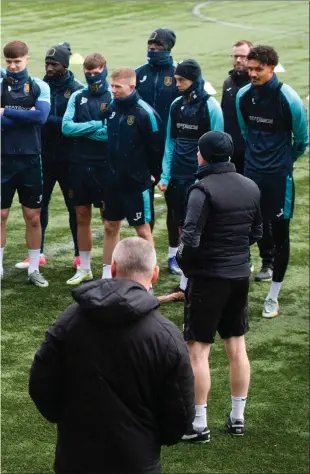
[
  {"left": 151, "top": 265, "right": 159, "bottom": 285},
  {"left": 111, "top": 260, "right": 117, "bottom": 278}
]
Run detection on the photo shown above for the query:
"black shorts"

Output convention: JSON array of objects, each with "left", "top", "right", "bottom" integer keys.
[
  {"left": 246, "top": 172, "right": 294, "bottom": 220},
  {"left": 103, "top": 188, "right": 154, "bottom": 227},
  {"left": 184, "top": 277, "right": 249, "bottom": 344},
  {"left": 165, "top": 179, "right": 195, "bottom": 226},
  {"left": 68, "top": 164, "right": 107, "bottom": 208},
  {"left": 1, "top": 154, "right": 43, "bottom": 209}
]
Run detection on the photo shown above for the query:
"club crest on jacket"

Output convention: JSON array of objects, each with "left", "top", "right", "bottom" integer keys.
[{"left": 127, "top": 115, "right": 135, "bottom": 126}]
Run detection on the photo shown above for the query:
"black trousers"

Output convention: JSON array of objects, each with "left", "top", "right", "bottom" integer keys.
[
  {"left": 150, "top": 184, "right": 179, "bottom": 247},
  {"left": 258, "top": 219, "right": 275, "bottom": 269},
  {"left": 270, "top": 219, "right": 290, "bottom": 282},
  {"left": 40, "top": 159, "right": 79, "bottom": 257}
]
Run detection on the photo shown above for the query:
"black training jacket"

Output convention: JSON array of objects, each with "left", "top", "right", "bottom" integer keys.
[
  {"left": 221, "top": 70, "right": 250, "bottom": 168},
  {"left": 29, "top": 278, "right": 195, "bottom": 474},
  {"left": 177, "top": 162, "right": 262, "bottom": 279}
]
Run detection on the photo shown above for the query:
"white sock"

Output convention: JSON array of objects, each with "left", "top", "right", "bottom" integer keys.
[
  {"left": 168, "top": 246, "right": 178, "bottom": 259},
  {"left": 193, "top": 404, "right": 207, "bottom": 432},
  {"left": 0, "top": 247, "right": 4, "bottom": 267},
  {"left": 28, "top": 249, "right": 40, "bottom": 275},
  {"left": 231, "top": 396, "right": 247, "bottom": 422},
  {"left": 102, "top": 264, "right": 112, "bottom": 279},
  {"left": 179, "top": 273, "right": 188, "bottom": 291},
  {"left": 267, "top": 281, "right": 282, "bottom": 301},
  {"left": 80, "top": 251, "right": 91, "bottom": 272}
]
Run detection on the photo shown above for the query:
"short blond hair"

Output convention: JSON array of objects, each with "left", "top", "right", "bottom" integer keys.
[{"left": 111, "top": 67, "right": 136, "bottom": 85}]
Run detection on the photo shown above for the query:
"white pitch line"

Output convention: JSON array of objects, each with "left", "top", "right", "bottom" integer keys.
[{"left": 192, "top": 1, "right": 300, "bottom": 34}]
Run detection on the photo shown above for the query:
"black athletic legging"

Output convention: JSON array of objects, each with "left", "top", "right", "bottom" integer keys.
[
  {"left": 272, "top": 219, "right": 290, "bottom": 283},
  {"left": 150, "top": 184, "right": 179, "bottom": 246}
]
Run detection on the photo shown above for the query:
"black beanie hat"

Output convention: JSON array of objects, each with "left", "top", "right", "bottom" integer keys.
[
  {"left": 198, "top": 131, "right": 234, "bottom": 163},
  {"left": 45, "top": 45, "right": 70, "bottom": 68},
  {"left": 58, "top": 42, "right": 72, "bottom": 55},
  {"left": 148, "top": 28, "right": 176, "bottom": 51},
  {"left": 174, "top": 59, "right": 201, "bottom": 82}
]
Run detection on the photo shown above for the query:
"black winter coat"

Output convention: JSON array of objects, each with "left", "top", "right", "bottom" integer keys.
[
  {"left": 221, "top": 70, "right": 250, "bottom": 173},
  {"left": 177, "top": 162, "right": 262, "bottom": 279},
  {"left": 29, "top": 279, "right": 195, "bottom": 474}
]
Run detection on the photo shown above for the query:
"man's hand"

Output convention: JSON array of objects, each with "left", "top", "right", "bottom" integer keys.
[
  {"left": 158, "top": 183, "right": 167, "bottom": 192},
  {"left": 30, "top": 107, "right": 36, "bottom": 110},
  {"left": 151, "top": 175, "right": 155, "bottom": 183},
  {"left": 0, "top": 108, "right": 4, "bottom": 115}
]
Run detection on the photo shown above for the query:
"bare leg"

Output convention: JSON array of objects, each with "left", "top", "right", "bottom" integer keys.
[{"left": 103, "top": 220, "right": 122, "bottom": 264}]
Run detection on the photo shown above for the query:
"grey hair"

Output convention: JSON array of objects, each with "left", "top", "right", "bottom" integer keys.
[{"left": 112, "top": 237, "right": 157, "bottom": 279}]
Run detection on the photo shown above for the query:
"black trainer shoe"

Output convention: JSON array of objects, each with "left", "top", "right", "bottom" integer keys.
[
  {"left": 254, "top": 267, "right": 273, "bottom": 282},
  {"left": 226, "top": 414, "right": 245, "bottom": 436},
  {"left": 182, "top": 427, "right": 211, "bottom": 443},
  {"left": 157, "top": 286, "right": 185, "bottom": 303}
]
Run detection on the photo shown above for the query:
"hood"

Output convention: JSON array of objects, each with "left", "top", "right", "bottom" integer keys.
[
  {"left": 183, "top": 76, "right": 206, "bottom": 103},
  {"left": 72, "top": 278, "right": 159, "bottom": 325}
]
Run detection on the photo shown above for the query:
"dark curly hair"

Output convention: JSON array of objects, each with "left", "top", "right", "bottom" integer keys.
[{"left": 247, "top": 45, "right": 278, "bottom": 66}]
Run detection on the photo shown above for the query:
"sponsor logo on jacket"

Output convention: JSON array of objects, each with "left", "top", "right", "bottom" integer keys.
[
  {"left": 249, "top": 115, "right": 274, "bottom": 124},
  {"left": 176, "top": 122, "right": 199, "bottom": 130}
]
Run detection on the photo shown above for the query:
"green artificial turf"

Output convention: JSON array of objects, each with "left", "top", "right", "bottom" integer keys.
[{"left": 1, "top": 1, "right": 309, "bottom": 472}]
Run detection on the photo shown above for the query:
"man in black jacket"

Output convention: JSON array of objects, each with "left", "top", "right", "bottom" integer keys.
[
  {"left": 221, "top": 39, "right": 274, "bottom": 280},
  {"left": 29, "top": 236, "right": 195, "bottom": 474},
  {"left": 102, "top": 67, "right": 164, "bottom": 279},
  {"left": 136, "top": 28, "right": 181, "bottom": 275},
  {"left": 177, "top": 131, "right": 262, "bottom": 442},
  {"left": 15, "top": 44, "right": 84, "bottom": 271},
  {"left": 221, "top": 40, "right": 252, "bottom": 175}
]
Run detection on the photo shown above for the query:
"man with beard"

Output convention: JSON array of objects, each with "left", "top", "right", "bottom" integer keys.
[
  {"left": 157, "top": 59, "right": 223, "bottom": 302},
  {"left": 15, "top": 44, "right": 84, "bottom": 270},
  {"left": 221, "top": 40, "right": 252, "bottom": 175},
  {"left": 136, "top": 28, "right": 181, "bottom": 276}
]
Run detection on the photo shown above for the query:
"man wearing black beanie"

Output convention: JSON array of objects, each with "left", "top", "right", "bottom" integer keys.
[
  {"left": 157, "top": 59, "right": 223, "bottom": 302},
  {"left": 15, "top": 44, "right": 84, "bottom": 271},
  {"left": 176, "top": 130, "right": 262, "bottom": 442},
  {"left": 136, "top": 28, "right": 181, "bottom": 275}
]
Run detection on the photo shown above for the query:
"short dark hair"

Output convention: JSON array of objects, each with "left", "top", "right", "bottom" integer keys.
[
  {"left": 83, "top": 53, "right": 106, "bottom": 70},
  {"left": 233, "top": 40, "right": 253, "bottom": 49},
  {"left": 3, "top": 40, "right": 28, "bottom": 58},
  {"left": 247, "top": 45, "right": 278, "bottom": 66}
]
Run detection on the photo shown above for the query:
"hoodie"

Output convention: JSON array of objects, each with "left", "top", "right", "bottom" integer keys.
[{"left": 29, "top": 278, "right": 195, "bottom": 474}]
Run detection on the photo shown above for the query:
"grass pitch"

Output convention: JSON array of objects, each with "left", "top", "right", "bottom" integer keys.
[{"left": 1, "top": 1, "right": 309, "bottom": 472}]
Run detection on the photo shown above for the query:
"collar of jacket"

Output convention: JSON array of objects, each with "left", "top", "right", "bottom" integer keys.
[
  {"left": 43, "top": 70, "right": 75, "bottom": 92},
  {"left": 196, "top": 161, "right": 236, "bottom": 178},
  {"left": 113, "top": 89, "right": 139, "bottom": 110},
  {"left": 228, "top": 68, "right": 250, "bottom": 87}
]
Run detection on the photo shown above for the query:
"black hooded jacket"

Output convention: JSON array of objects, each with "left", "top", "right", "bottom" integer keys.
[{"left": 29, "top": 279, "right": 195, "bottom": 474}]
